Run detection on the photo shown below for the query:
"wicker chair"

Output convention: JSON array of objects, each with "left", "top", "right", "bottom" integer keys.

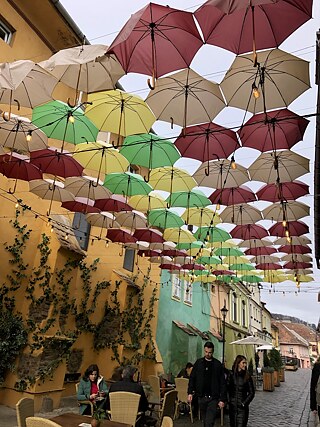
[
  {"left": 75, "top": 382, "right": 94, "bottom": 416},
  {"left": 16, "top": 397, "right": 34, "bottom": 427},
  {"left": 174, "top": 377, "right": 193, "bottom": 423},
  {"left": 25, "top": 417, "right": 61, "bottom": 427},
  {"left": 148, "top": 375, "right": 161, "bottom": 405},
  {"left": 160, "top": 416, "right": 173, "bottom": 427},
  {"left": 159, "top": 390, "right": 178, "bottom": 426},
  {"left": 109, "top": 391, "right": 141, "bottom": 426}
]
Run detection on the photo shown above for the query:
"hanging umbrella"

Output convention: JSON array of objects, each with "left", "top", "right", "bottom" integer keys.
[
  {"left": 251, "top": 255, "right": 280, "bottom": 264},
  {"left": 167, "top": 189, "right": 211, "bottom": 209},
  {"left": 159, "top": 263, "right": 182, "bottom": 271},
  {"left": 85, "top": 89, "right": 156, "bottom": 140},
  {"left": 220, "top": 49, "right": 310, "bottom": 114},
  {"left": 107, "top": 3, "right": 203, "bottom": 88},
  {"left": 286, "top": 274, "right": 313, "bottom": 283},
  {"left": 209, "top": 185, "right": 256, "bottom": 206},
  {"left": 231, "top": 224, "right": 269, "bottom": 240},
  {"left": 256, "top": 262, "right": 282, "bottom": 270},
  {"left": 150, "top": 241, "right": 176, "bottom": 251},
  {"left": 176, "top": 240, "right": 204, "bottom": 251},
  {"left": 161, "top": 249, "right": 188, "bottom": 258},
  {"left": 32, "top": 100, "right": 99, "bottom": 151},
  {"left": 120, "top": 133, "right": 180, "bottom": 171},
  {"left": 278, "top": 244, "right": 311, "bottom": 255},
  {"left": 197, "top": 255, "right": 221, "bottom": 265},
  {"left": 195, "top": 226, "right": 232, "bottom": 243},
  {"left": 182, "top": 207, "right": 220, "bottom": 227},
  {"left": 262, "top": 201, "right": 310, "bottom": 222},
  {"left": 103, "top": 172, "right": 153, "bottom": 196},
  {"left": 220, "top": 204, "right": 263, "bottom": 224},
  {"left": 129, "top": 193, "right": 166, "bottom": 212},
  {"left": 275, "top": 235, "right": 311, "bottom": 245},
  {"left": 147, "top": 208, "right": 184, "bottom": 229},
  {"left": 174, "top": 121, "right": 239, "bottom": 162},
  {"left": 133, "top": 228, "right": 164, "bottom": 243},
  {"left": 64, "top": 176, "right": 111, "bottom": 200},
  {"left": 256, "top": 180, "right": 309, "bottom": 202},
  {"left": 0, "top": 114, "right": 48, "bottom": 153},
  {"left": 229, "top": 263, "right": 256, "bottom": 272},
  {"left": 239, "top": 238, "right": 273, "bottom": 248},
  {"left": 281, "top": 253, "right": 312, "bottom": 263},
  {"left": 269, "top": 220, "right": 309, "bottom": 237},
  {"left": 115, "top": 210, "right": 147, "bottom": 230},
  {"left": 29, "top": 178, "right": 74, "bottom": 215},
  {"left": 106, "top": 228, "right": 137, "bottom": 244},
  {"left": 94, "top": 195, "right": 132, "bottom": 212},
  {"left": 193, "top": 159, "right": 250, "bottom": 188},
  {"left": 145, "top": 68, "right": 225, "bottom": 128},
  {"left": 149, "top": 166, "right": 197, "bottom": 193},
  {"left": 188, "top": 247, "right": 211, "bottom": 257},
  {"left": 30, "top": 148, "right": 84, "bottom": 178},
  {"left": 163, "top": 228, "right": 196, "bottom": 244},
  {"left": 217, "top": 274, "right": 240, "bottom": 284},
  {"left": 86, "top": 212, "right": 119, "bottom": 228},
  {"left": 239, "top": 274, "right": 263, "bottom": 283},
  {"left": 222, "top": 255, "right": 251, "bottom": 265},
  {"left": 215, "top": 247, "right": 244, "bottom": 257},
  {"left": 62, "top": 196, "right": 100, "bottom": 214},
  {"left": 138, "top": 249, "right": 161, "bottom": 258},
  {"left": 194, "top": 0, "right": 312, "bottom": 56},
  {"left": 248, "top": 151, "right": 309, "bottom": 183},
  {"left": 245, "top": 246, "right": 277, "bottom": 256},
  {"left": 283, "top": 261, "right": 312, "bottom": 269},
  {"left": 239, "top": 108, "right": 309, "bottom": 152}
]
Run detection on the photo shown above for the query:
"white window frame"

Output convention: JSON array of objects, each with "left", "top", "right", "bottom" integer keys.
[
  {"left": 0, "top": 19, "right": 13, "bottom": 44},
  {"left": 172, "top": 274, "right": 181, "bottom": 300},
  {"left": 183, "top": 281, "right": 192, "bottom": 305}
]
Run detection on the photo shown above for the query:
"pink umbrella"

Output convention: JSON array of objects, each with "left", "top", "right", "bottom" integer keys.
[
  {"left": 30, "top": 148, "right": 83, "bottom": 178},
  {"left": 256, "top": 180, "right": 309, "bottom": 202},
  {"left": 283, "top": 261, "right": 312, "bottom": 270},
  {"left": 239, "top": 109, "right": 309, "bottom": 152},
  {"left": 94, "top": 195, "right": 132, "bottom": 212},
  {"left": 106, "top": 229, "right": 137, "bottom": 244},
  {"left": 107, "top": 3, "right": 203, "bottom": 88},
  {"left": 209, "top": 185, "right": 256, "bottom": 205},
  {"left": 231, "top": 224, "right": 269, "bottom": 240},
  {"left": 256, "top": 262, "right": 282, "bottom": 270},
  {"left": 278, "top": 244, "right": 311, "bottom": 254},
  {"left": 269, "top": 220, "right": 309, "bottom": 237},
  {"left": 245, "top": 246, "right": 277, "bottom": 256},
  {"left": 133, "top": 228, "right": 164, "bottom": 243}
]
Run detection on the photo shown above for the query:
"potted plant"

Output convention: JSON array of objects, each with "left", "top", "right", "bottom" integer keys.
[
  {"left": 91, "top": 404, "right": 107, "bottom": 427},
  {"left": 261, "top": 352, "right": 275, "bottom": 392},
  {"left": 269, "top": 348, "right": 282, "bottom": 387}
]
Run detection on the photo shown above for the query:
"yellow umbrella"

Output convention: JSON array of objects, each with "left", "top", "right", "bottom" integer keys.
[
  {"left": 195, "top": 274, "right": 216, "bottom": 284},
  {"left": 182, "top": 207, "right": 221, "bottom": 227},
  {"left": 222, "top": 255, "right": 251, "bottom": 265},
  {"left": 186, "top": 247, "right": 211, "bottom": 257},
  {"left": 128, "top": 193, "right": 166, "bottom": 212},
  {"left": 206, "top": 240, "right": 237, "bottom": 249},
  {"left": 163, "top": 228, "right": 196, "bottom": 244},
  {"left": 286, "top": 274, "right": 314, "bottom": 283},
  {"left": 149, "top": 166, "right": 197, "bottom": 193}
]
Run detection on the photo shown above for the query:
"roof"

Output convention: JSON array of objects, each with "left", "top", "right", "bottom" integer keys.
[
  {"left": 208, "top": 329, "right": 223, "bottom": 342},
  {"left": 272, "top": 320, "right": 312, "bottom": 347},
  {"left": 173, "top": 321, "right": 196, "bottom": 336}
]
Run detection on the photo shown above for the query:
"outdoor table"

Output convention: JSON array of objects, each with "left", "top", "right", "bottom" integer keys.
[{"left": 51, "top": 412, "right": 131, "bottom": 427}]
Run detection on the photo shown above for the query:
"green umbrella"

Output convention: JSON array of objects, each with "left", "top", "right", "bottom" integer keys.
[
  {"left": 240, "top": 274, "right": 263, "bottom": 283},
  {"left": 103, "top": 172, "right": 153, "bottom": 196},
  {"left": 120, "top": 133, "right": 180, "bottom": 170},
  {"left": 193, "top": 269, "right": 211, "bottom": 276},
  {"left": 176, "top": 240, "right": 204, "bottom": 250},
  {"left": 147, "top": 208, "right": 184, "bottom": 229},
  {"left": 194, "top": 226, "right": 231, "bottom": 243},
  {"left": 32, "top": 100, "right": 98, "bottom": 150},
  {"left": 166, "top": 189, "right": 211, "bottom": 208},
  {"left": 229, "top": 263, "right": 256, "bottom": 271},
  {"left": 215, "top": 247, "right": 244, "bottom": 257},
  {"left": 217, "top": 275, "right": 241, "bottom": 283},
  {"left": 197, "top": 255, "right": 221, "bottom": 265}
]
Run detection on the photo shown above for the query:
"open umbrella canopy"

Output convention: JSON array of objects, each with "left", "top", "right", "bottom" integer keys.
[
  {"left": 133, "top": 228, "right": 164, "bottom": 243},
  {"left": 30, "top": 148, "right": 84, "bottom": 178},
  {"left": 209, "top": 185, "right": 256, "bottom": 206},
  {"left": 278, "top": 244, "right": 311, "bottom": 255},
  {"left": 62, "top": 196, "right": 100, "bottom": 214},
  {"left": 231, "top": 224, "right": 269, "bottom": 240},
  {"left": 256, "top": 180, "right": 309, "bottom": 202},
  {"left": 216, "top": 274, "right": 240, "bottom": 283},
  {"left": 269, "top": 220, "right": 309, "bottom": 237},
  {"left": 182, "top": 207, "right": 221, "bottom": 227},
  {"left": 197, "top": 255, "right": 222, "bottom": 265},
  {"left": 281, "top": 253, "right": 312, "bottom": 263},
  {"left": 284, "top": 261, "right": 312, "bottom": 269},
  {"left": 251, "top": 254, "right": 280, "bottom": 264},
  {"left": 163, "top": 228, "right": 196, "bottom": 244},
  {"left": 149, "top": 166, "right": 197, "bottom": 192},
  {"left": 86, "top": 212, "right": 118, "bottom": 228},
  {"left": 256, "top": 262, "right": 282, "bottom": 270},
  {"left": 64, "top": 176, "right": 111, "bottom": 200},
  {"left": 120, "top": 133, "right": 180, "bottom": 169},
  {"left": 286, "top": 274, "right": 314, "bottom": 282},
  {"left": 239, "top": 274, "right": 263, "bottom": 283},
  {"left": 194, "top": 226, "right": 232, "bottom": 243},
  {"left": 115, "top": 210, "right": 147, "bottom": 229},
  {"left": 166, "top": 189, "right": 211, "bottom": 209},
  {"left": 94, "top": 194, "right": 132, "bottom": 212},
  {"left": 240, "top": 238, "right": 274, "bottom": 248},
  {"left": 220, "top": 204, "right": 263, "bottom": 224},
  {"left": 29, "top": 178, "right": 73, "bottom": 202},
  {"left": 128, "top": 193, "right": 166, "bottom": 212},
  {"left": 229, "top": 263, "right": 256, "bottom": 272},
  {"left": 262, "top": 201, "right": 310, "bottom": 222},
  {"left": 147, "top": 208, "right": 184, "bottom": 229},
  {"left": 106, "top": 228, "right": 137, "bottom": 244},
  {"left": 0, "top": 152, "right": 42, "bottom": 184},
  {"left": 176, "top": 240, "right": 204, "bottom": 251},
  {"left": 215, "top": 247, "right": 244, "bottom": 257},
  {"left": 103, "top": 172, "right": 153, "bottom": 196},
  {"left": 275, "top": 235, "right": 311, "bottom": 245},
  {"left": 245, "top": 246, "right": 277, "bottom": 256}
]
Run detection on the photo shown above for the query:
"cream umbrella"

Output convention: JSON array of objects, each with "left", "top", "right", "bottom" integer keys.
[
  {"left": 64, "top": 176, "right": 111, "bottom": 200},
  {"left": 149, "top": 166, "right": 197, "bottom": 193},
  {"left": 274, "top": 236, "right": 311, "bottom": 245},
  {"left": 86, "top": 212, "right": 119, "bottom": 229},
  {"left": 182, "top": 207, "right": 221, "bottom": 227},
  {"left": 250, "top": 255, "right": 281, "bottom": 264},
  {"left": 220, "top": 204, "right": 263, "bottom": 224},
  {"left": 262, "top": 201, "right": 310, "bottom": 222},
  {"left": 29, "top": 178, "right": 74, "bottom": 215},
  {"left": 239, "top": 238, "right": 274, "bottom": 248},
  {"left": 115, "top": 210, "right": 147, "bottom": 230},
  {"left": 281, "top": 253, "right": 312, "bottom": 263}
]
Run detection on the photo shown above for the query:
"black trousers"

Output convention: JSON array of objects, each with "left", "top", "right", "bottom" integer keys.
[{"left": 198, "top": 396, "right": 219, "bottom": 427}]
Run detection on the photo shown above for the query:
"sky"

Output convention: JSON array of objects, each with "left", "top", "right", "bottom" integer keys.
[{"left": 60, "top": 0, "right": 320, "bottom": 325}]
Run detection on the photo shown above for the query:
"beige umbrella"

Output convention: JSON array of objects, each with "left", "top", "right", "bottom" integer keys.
[
  {"left": 115, "top": 210, "right": 147, "bottom": 230},
  {"left": 182, "top": 207, "right": 221, "bottom": 227},
  {"left": 262, "top": 201, "right": 309, "bottom": 222},
  {"left": 220, "top": 204, "right": 263, "bottom": 224},
  {"left": 274, "top": 236, "right": 311, "bottom": 245},
  {"left": 149, "top": 166, "right": 197, "bottom": 193},
  {"left": 284, "top": 268, "right": 313, "bottom": 275},
  {"left": 64, "top": 176, "right": 111, "bottom": 200},
  {"left": 220, "top": 48, "right": 310, "bottom": 114},
  {"left": 281, "top": 253, "right": 312, "bottom": 263},
  {"left": 128, "top": 193, "right": 166, "bottom": 212},
  {"left": 248, "top": 151, "right": 309, "bottom": 183},
  {"left": 29, "top": 178, "right": 74, "bottom": 215},
  {"left": 239, "top": 238, "right": 274, "bottom": 248},
  {"left": 86, "top": 212, "right": 119, "bottom": 229},
  {"left": 149, "top": 241, "right": 176, "bottom": 251},
  {"left": 193, "top": 159, "right": 249, "bottom": 189},
  {"left": 250, "top": 255, "right": 281, "bottom": 264},
  {"left": 145, "top": 68, "right": 225, "bottom": 128}
]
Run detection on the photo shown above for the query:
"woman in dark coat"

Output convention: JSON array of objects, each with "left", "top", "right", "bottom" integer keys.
[
  {"left": 227, "top": 355, "right": 255, "bottom": 427},
  {"left": 310, "top": 356, "right": 320, "bottom": 419}
]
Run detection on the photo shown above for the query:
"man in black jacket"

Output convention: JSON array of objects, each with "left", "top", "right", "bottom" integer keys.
[{"left": 188, "top": 341, "right": 227, "bottom": 427}]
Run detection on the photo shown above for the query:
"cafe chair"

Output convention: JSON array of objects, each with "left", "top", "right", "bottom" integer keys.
[
  {"left": 148, "top": 375, "right": 162, "bottom": 405},
  {"left": 174, "top": 377, "right": 193, "bottom": 423},
  {"left": 161, "top": 416, "right": 173, "bottom": 427},
  {"left": 158, "top": 389, "right": 178, "bottom": 426},
  {"left": 109, "top": 391, "right": 141, "bottom": 426},
  {"left": 25, "top": 417, "right": 61, "bottom": 427},
  {"left": 75, "top": 382, "right": 94, "bottom": 416},
  {"left": 16, "top": 397, "right": 34, "bottom": 427}
]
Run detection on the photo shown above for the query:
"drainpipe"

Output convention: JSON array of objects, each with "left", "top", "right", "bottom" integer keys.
[{"left": 314, "top": 30, "right": 320, "bottom": 268}]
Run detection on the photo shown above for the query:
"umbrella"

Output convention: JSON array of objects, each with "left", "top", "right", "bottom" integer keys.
[
  {"left": 197, "top": 255, "right": 221, "bottom": 265},
  {"left": 161, "top": 249, "right": 188, "bottom": 258},
  {"left": 30, "top": 148, "right": 84, "bottom": 178},
  {"left": 262, "top": 201, "right": 310, "bottom": 222},
  {"left": 182, "top": 207, "right": 220, "bottom": 227},
  {"left": 120, "top": 133, "right": 180, "bottom": 171},
  {"left": 40, "top": 44, "right": 125, "bottom": 102},
  {"left": 193, "top": 159, "right": 250, "bottom": 188},
  {"left": 174, "top": 121, "right": 240, "bottom": 162},
  {"left": 176, "top": 240, "right": 204, "bottom": 251},
  {"left": 256, "top": 262, "right": 282, "bottom": 270},
  {"left": 0, "top": 114, "right": 48, "bottom": 153},
  {"left": 0, "top": 152, "right": 42, "bottom": 192},
  {"left": 85, "top": 89, "right": 156, "bottom": 140},
  {"left": 281, "top": 253, "right": 312, "bottom": 263},
  {"left": 286, "top": 274, "right": 314, "bottom": 283},
  {"left": 245, "top": 246, "right": 277, "bottom": 256},
  {"left": 194, "top": 226, "right": 231, "bottom": 243},
  {"left": 248, "top": 151, "right": 309, "bottom": 183},
  {"left": 107, "top": 2, "right": 203, "bottom": 87},
  {"left": 275, "top": 236, "right": 311, "bottom": 245},
  {"left": 64, "top": 176, "right": 111, "bottom": 200},
  {"left": 194, "top": 0, "right": 312, "bottom": 57},
  {"left": 220, "top": 49, "right": 310, "bottom": 114},
  {"left": 147, "top": 208, "right": 184, "bottom": 229},
  {"left": 29, "top": 178, "right": 74, "bottom": 215},
  {"left": 115, "top": 210, "right": 147, "bottom": 230},
  {"left": 220, "top": 204, "right": 263, "bottom": 224},
  {"left": 149, "top": 167, "right": 197, "bottom": 193},
  {"left": 129, "top": 193, "right": 166, "bottom": 212},
  {"left": 230, "top": 336, "right": 266, "bottom": 345},
  {"left": 278, "top": 245, "right": 311, "bottom": 255},
  {"left": 239, "top": 238, "right": 273, "bottom": 248},
  {"left": 138, "top": 249, "right": 161, "bottom": 258},
  {"left": 94, "top": 195, "right": 132, "bottom": 212},
  {"left": 166, "top": 189, "right": 211, "bottom": 209},
  {"left": 239, "top": 274, "right": 263, "bottom": 283},
  {"left": 256, "top": 180, "right": 309, "bottom": 202},
  {"left": 229, "top": 263, "right": 256, "bottom": 271},
  {"left": 86, "top": 212, "right": 118, "bottom": 229},
  {"left": 62, "top": 197, "right": 100, "bottom": 214},
  {"left": 32, "top": 100, "right": 99, "bottom": 150},
  {"left": 163, "top": 228, "right": 196, "bottom": 244},
  {"left": 239, "top": 108, "right": 309, "bottom": 152},
  {"left": 256, "top": 345, "right": 273, "bottom": 351},
  {"left": 104, "top": 172, "right": 153, "bottom": 196},
  {"left": 231, "top": 224, "right": 268, "bottom": 240},
  {"left": 209, "top": 185, "right": 256, "bottom": 206},
  {"left": 217, "top": 274, "right": 240, "bottom": 284},
  {"left": 159, "top": 263, "right": 182, "bottom": 271},
  {"left": 133, "top": 228, "right": 164, "bottom": 243},
  {"left": 283, "top": 261, "right": 312, "bottom": 269},
  {"left": 269, "top": 220, "right": 309, "bottom": 237},
  {"left": 106, "top": 228, "right": 137, "bottom": 244},
  {"left": 215, "top": 247, "right": 244, "bottom": 257},
  {"left": 251, "top": 255, "right": 280, "bottom": 264},
  {"left": 145, "top": 68, "right": 225, "bottom": 128},
  {"left": 223, "top": 255, "right": 252, "bottom": 265}
]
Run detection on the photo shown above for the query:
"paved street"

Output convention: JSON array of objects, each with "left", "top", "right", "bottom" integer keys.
[{"left": 0, "top": 368, "right": 317, "bottom": 426}]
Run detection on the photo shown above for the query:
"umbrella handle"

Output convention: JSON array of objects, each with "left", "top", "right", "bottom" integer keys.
[
  {"left": 147, "top": 74, "right": 156, "bottom": 90},
  {"left": 67, "top": 98, "right": 76, "bottom": 108},
  {"left": 2, "top": 110, "right": 11, "bottom": 121},
  {"left": 8, "top": 179, "right": 18, "bottom": 194},
  {"left": 204, "top": 166, "right": 210, "bottom": 176},
  {"left": 144, "top": 170, "right": 151, "bottom": 183}
]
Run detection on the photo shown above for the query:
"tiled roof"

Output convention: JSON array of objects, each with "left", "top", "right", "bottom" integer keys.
[{"left": 272, "top": 320, "right": 315, "bottom": 346}]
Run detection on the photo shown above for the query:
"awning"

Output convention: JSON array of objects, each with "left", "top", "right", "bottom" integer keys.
[
  {"left": 208, "top": 328, "right": 223, "bottom": 342},
  {"left": 50, "top": 214, "right": 85, "bottom": 255},
  {"left": 173, "top": 320, "right": 196, "bottom": 336},
  {"left": 187, "top": 323, "right": 209, "bottom": 340},
  {"left": 113, "top": 269, "right": 139, "bottom": 289}
]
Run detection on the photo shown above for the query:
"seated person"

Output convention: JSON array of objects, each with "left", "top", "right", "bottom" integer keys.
[
  {"left": 177, "top": 362, "right": 193, "bottom": 379},
  {"left": 77, "top": 364, "right": 108, "bottom": 415}
]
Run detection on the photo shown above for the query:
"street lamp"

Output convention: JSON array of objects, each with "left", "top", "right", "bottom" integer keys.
[{"left": 221, "top": 305, "right": 228, "bottom": 366}]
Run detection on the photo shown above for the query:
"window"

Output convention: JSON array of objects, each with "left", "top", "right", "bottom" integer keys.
[
  {"left": 183, "top": 281, "right": 192, "bottom": 305},
  {"left": 172, "top": 275, "right": 181, "bottom": 300},
  {"left": 123, "top": 248, "right": 135, "bottom": 272},
  {"left": 0, "top": 17, "right": 14, "bottom": 44},
  {"left": 232, "top": 292, "right": 238, "bottom": 322},
  {"left": 72, "top": 213, "right": 91, "bottom": 251},
  {"left": 241, "top": 300, "right": 246, "bottom": 327}
]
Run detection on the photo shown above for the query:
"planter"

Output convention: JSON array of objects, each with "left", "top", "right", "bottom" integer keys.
[
  {"left": 91, "top": 419, "right": 100, "bottom": 427},
  {"left": 273, "top": 370, "right": 280, "bottom": 387},
  {"left": 279, "top": 367, "right": 285, "bottom": 382},
  {"left": 262, "top": 371, "right": 275, "bottom": 392}
]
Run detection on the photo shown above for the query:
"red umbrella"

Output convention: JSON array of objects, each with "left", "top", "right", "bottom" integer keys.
[
  {"left": 269, "top": 220, "right": 309, "bottom": 237},
  {"left": 181, "top": 263, "right": 205, "bottom": 271},
  {"left": 239, "top": 109, "right": 309, "bottom": 152},
  {"left": 133, "top": 228, "right": 164, "bottom": 243},
  {"left": 245, "top": 246, "right": 277, "bottom": 256},
  {"left": 137, "top": 249, "right": 161, "bottom": 257},
  {"left": 161, "top": 249, "right": 188, "bottom": 257},
  {"left": 209, "top": 185, "right": 256, "bottom": 206},
  {"left": 0, "top": 152, "right": 42, "bottom": 192},
  {"left": 61, "top": 197, "right": 100, "bottom": 214},
  {"left": 106, "top": 229, "right": 137, "bottom": 244},
  {"left": 194, "top": 0, "right": 312, "bottom": 56},
  {"left": 230, "top": 224, "right": 269, "bottom": 240},
  {"left": 159, "top": 263, "right": 182, "bottom": 271},
  {"left": 256, "top": 262, "right": 282, "bottom": 270},
  {"left": 283, "top": 261, "right": 312, "bottom": 270},
  {"left": 94, "top": 195, "right": 132, "bottom": 212},
  {"left": 30, "top": 148, "right": 83, "bottom": 178},
  {"left": 211, "top": 269, "right": 234, "bottom": 275},
  {"left": 174, "top": 122, "right": 239, "bottom": 162},
  {"left": 278, "top": 244, "right": 311, "bottom": 254},
  {"left": 107, "top": 3, "right": 203, "bottom": 88},
  {"left": 256, "top": 180, "right": 309, "bottom": 202}
]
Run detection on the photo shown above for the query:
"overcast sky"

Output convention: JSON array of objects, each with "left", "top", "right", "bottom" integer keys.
[{"left": 60, "top": 0, "right": 320, "bottom": 325}]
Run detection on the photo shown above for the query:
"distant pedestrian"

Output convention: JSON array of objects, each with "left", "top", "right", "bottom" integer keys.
[
  {"left": 310, "top": 356, "right": 320, "bottom": 421},
  {"left": 187, "top": 341, "right": 227, "bottom": 427},
  {"left": 177, "top": 362, "right": 193, "bottom": 379},
  {"left": 227, "top": 355, "right": 255, "bottom": 427}
]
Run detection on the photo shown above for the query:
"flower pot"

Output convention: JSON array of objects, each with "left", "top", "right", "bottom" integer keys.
[
  {"left": 91, "top": 419, "right": 100, "bottom": 427},
  {"left": 273, "top": 370, "right": 280, "bottom": 387},
  {"left": 279, "top": 367, "right": 285, "bottom": 382},
  {"left": 263, "top": 371, "right": 275, "bottom": 391}
]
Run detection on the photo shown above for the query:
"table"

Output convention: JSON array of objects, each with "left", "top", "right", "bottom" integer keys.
[{"left": 51, "top": 413, "right": 131, "bottom": 427}]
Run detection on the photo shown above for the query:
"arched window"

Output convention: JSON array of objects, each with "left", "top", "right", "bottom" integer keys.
[
  {"left": 242, "top": 300, "right": 246, "bottom": 327},
  {"left": 232, "top": 292, "right": 237, "bottom": 322}
]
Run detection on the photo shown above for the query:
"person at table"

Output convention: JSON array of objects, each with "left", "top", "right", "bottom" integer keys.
[
  {"left": 77, "top": 364, "right": 108, "bottom": 415},
  {"left": 177, "top": 362, "right": 193, "bottom": 379}
]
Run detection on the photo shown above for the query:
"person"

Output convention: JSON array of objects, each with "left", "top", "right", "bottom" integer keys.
[
  {"left": 77, "top": 364, "right": 108, "bottom": 415},
  {"left": 227, "top": 355, "right": 255, "bottom": 427},
  {"left": 177, "top": 362, "right": 193, "bottom": 379},
  {"left": 188, "top": 341, "right": 227, "bottom": 427},
  {"left": 310, "top": 356, "right": 320, "bottom": 420}
]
